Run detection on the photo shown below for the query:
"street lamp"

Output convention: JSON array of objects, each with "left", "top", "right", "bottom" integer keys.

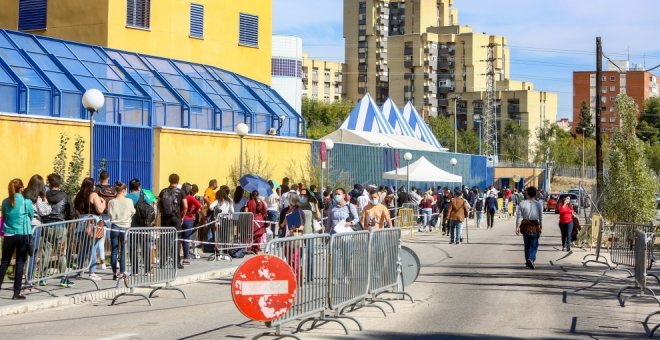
[
  {"left": 473, "top": 114, "right": 482, "bottom": 155},
  {"left": 82, "top": 89, "right": 105, "bottom": 178},
  {"left": 324, "top": 138, "right": 334, "bottom": 188},
  {"left": 404, "top": 152, "right": 413, "bottom": 193},
  {"left": 236, "top": 122, "right": 250, "bottom": 178}
]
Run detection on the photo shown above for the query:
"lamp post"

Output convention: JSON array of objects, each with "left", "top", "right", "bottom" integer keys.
[
  {"left": 236, "top": 123, "right": 250, "bottom": 178},
  {"left": 404, "top": 152, "right": 413, "bottom": 193},
  {"left": 474, "top": 114, "right": 482, "bottom": 155},
  {"left": 82, "top": 89, "right": 105, "bottom": 178},
  {"left": 324, "top": 139, "right": 334, "bottom": 188}
]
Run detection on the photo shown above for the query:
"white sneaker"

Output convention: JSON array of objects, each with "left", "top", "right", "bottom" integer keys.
[
  {"left": 89, "top": 273, "right": 102, "bottom": 281},
  {"left": 418, "top": 228, "right": 424, "bottom": 232},
  {"left": 100, "top": 264, "right": 107, "bottom": 270}
]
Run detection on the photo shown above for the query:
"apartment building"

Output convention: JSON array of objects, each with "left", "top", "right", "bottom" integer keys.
[
  {"left": 573, "top": 61, "right": 659, "bottom": 135},
  {"left": 272, "top": 35, "right": 303, "bottom": 113},
  {"left": 302, "top": 53, "right": 344, "bottom": 102}
]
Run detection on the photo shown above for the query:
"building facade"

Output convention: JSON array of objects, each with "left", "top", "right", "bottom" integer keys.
[
  {"left": 0, "top": 0, "right": 272, "bottom": 84},
  {"left": 573, "top": 61, "right": 659, "bottom": 135},
  {"left": 271, "top": 35, "right": 303, "bottom": 113},
  {"left": 301, "top": 54, "right": 344, "bottom": 102}
]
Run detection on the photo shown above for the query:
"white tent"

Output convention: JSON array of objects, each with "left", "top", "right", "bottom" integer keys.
[
  {"left": 382, "top": 156, "right": 462, "bottom": 183},
  {"left": 322, "top": 129, "right": 440, "bottom": 152}
]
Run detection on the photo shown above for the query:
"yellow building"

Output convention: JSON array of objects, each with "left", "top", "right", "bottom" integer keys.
[
  {"left": 0, "top": 0, "right": 272, "bottom": 84},
  {"left": 302, "top": 53, "right": 345, "bottom": 102}
]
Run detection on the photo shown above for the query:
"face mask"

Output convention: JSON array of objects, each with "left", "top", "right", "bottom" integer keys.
[
  {"left": 334, "top": 195, "right": 343, "bottom": 203},
  {"left": 299, "top": 197, "right": 308, "bottom": 204},
  {"left": 370, "top": 199, "right": 379, "bottom": 205}
]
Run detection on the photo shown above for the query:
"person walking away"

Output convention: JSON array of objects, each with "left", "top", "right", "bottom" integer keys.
[
  {"left": 158, "top": 174, "right": 187, "bottom": 270},
  {"left": 125, "top": 178, "right": 153, "bottom": 275},
  {"left": 397, "top": 186, "right": 411, "bottom": 206},
  {"left": 474, "top": 193, "right": 486, "bottom": 228},
  {"left": 558, "top": 195, "right": 577, "bottom": 251},
  {"left": 74, "top": 178, "right": 106, "bottom": 282},
  {"left": 209, "top": 186, "right": 234, "bottom": 254},
  {"left": 107, "top": 181, "right": 135, "bottom": 280},
  {"left": 233, "top": 186, "right": 248, "bottom": 213},
  {"left": 24, "top": 175, "right": 52, "bottom": 289},
  {"left": 511, "top": 188, "right": 520, "bottom": 217},
  {"left": 418, "top": 192, "right": 434, "bottom": 232},
  {"left": 265, "top": 181, "right": 280, "bottom": 235},
  {"left": 515, "top": 186, "right": 544, "bottom": 269},
  {"left": 280, "top": 177, "right": 291, "bottom": 194},
  {"left": 0, "top": 179, "right": 34, "bottom": 299},
  {"left": 439, "top": 192, "right": 452, "bottom": 236},
  {"left": 41, "top": 174, "right": 75, "bottom": 286},
  {"left": 485, "top": 193, "right": 498, "bottom": 229},
  {"left": 447, "top": 191, "right": 469, "bottom": 244},
  {"left": 94, "top": 171, "right": 116, "bottom": 271},
  {"left": 181, "top": 183, "right": 201, "bottom": 264},
  {"left": 247, "top": 190, "right": 268, "bottom": 252},
  {"left": 360, "top": 189, "right": 393, "bottom": 231}
]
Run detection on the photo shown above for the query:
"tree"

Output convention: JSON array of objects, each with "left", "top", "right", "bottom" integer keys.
[
  {"left": 427, "top": 114, "right": 481, "bottom": 154},
  {"left": 52, "top": 132, "right": 86, "bottom": 197},
  {"left": 301, "top": 98, "right": 354, "bottom": 139},
  {"left": 500, "top": 121, "right": 529, "bottom": 162},
  {"left": 603, "top": 94, "right": 658, "bottom": 224},
  {"left": 638, "top": 97, "right": 660, "bottom": 145},
  {"left": 226, "top": 151, "right": 273, "bottom": 188},
  {"left": 645, "top": 145, "right": 660, "bottom": 177},
  {"left": 577, "top": 100, "right": 594, "bottom": 138}
]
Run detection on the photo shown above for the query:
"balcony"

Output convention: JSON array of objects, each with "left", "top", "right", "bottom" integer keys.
[
  {"left": 358, "top": 64, "right": 368, "bottom": 72},
  {"left": 438, "top": 60, "right": 453, "bottom": 69},
  {"left": 438, "top": 99, "right": 449, "bottom": 107},
  {"left": 438, "top": 73, "right": 454, "bottom": 81},
  {"left": 335, "top": 74, "right": 342, "bottom": 82},
  {"left": 424, "top": 85, "right": 435, "bottom": 94},
  {"left": 379, "top": 74, "right": 389, "bottom": 82},
  {"left": 437, "top": 86, "right": 454, "bottom": 94},
  {"left": 376, "top": 52, "right": 387, "bottom": 60},
  {"left": 404, "top": 85, "right": 415, "bottom": 92},
  {"left": 508, "top": 103, "right": 521, "bottom": 114},
  {"left": 404, "top": 47, "right": 413, "bottom": 55},
  {"left": 404, "top": 60, "right": 413, "bottom": 68},
  {"left": 404, "top": 73, "right": 415, "bottom": 80}
]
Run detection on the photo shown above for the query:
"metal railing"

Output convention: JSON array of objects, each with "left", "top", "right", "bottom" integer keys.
[
  {"left": 208, "top": 212, "right": 255, "bottom": 260},
  {"left": 111, "top": 227, "right": 186, "bottom": 306},
  {"left": 617, "top": 230, "right": 660, "bottom": 307},
  {"left": 27, "top": 217, "right": 98, "bottom": 295},
  {"left": 610, "top": 223, "right": 656, "bottom": 269}
]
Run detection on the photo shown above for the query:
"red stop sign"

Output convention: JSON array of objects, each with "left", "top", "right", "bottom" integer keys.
[{"left": 231, "top": 254, "right": 297, "bottom": 322}]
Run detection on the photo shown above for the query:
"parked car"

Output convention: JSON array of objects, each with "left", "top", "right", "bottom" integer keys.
[
  {"left": 556, "top": 192, "right": 580, "bottom": 214},
  {"left": 544, "top": 192, "right": 560, "bottom": 212},
  {"left": 568, "top": 188, "right": 590, "bottom": 209}
]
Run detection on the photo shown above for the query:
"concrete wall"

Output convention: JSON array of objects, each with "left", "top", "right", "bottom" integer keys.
[
  {"left": 0, "top": 113, "right": 90, "bottom": 192},
  {"left": 493, "top": 167, "right": 544, "bottom": 189}
]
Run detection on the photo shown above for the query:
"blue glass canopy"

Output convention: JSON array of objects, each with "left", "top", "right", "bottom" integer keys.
[{"left": 0, "top": 29, "right": 305, "bottom": 137}]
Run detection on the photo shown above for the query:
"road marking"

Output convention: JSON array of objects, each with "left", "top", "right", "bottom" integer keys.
[
  {"left": 237, "top": 280, "right": 288, "bottom": 295},
  {"left": 99, "top": 334, "right": 138, "bottom": 340}
]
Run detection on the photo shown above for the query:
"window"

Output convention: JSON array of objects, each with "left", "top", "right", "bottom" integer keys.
[
  {"left": 610, "top": 86, "right": 615, "bottom": 91},
  {"left": 601, "top": 87, "right": 607, "bottom": 93},
  {"left": 610, "top": 107, "right": 614, "bottom": 112},
  {"left": 127, "top": 0, "right": 151, "bottom": 29},
  {"left": 610, "top": 96, "right": 615, "bottom": 102},
  {"left": 609, "top": 76, "right": 615, "bottom": 81},
  {"left": 239, "top": 13, "right": 259, "bottom": 47},
  {"left": 190, "top": 3, "right": 204, "bottom": 38},
  {"left": 19, "top": 0, "right": 47, "bottom": 31},
  {"left": 610, "top": 117, "right": 615, "bottom": 123},
  {"left": 602, "top": 76, "right": 607, "bottom": 81},
  {"left": 271, "top": 58, "right": 301, "bottom": 77}
]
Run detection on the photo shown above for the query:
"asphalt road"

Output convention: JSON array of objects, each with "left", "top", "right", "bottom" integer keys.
[{"left": 0, "top": 212, "right": 657, "bottom": 339}]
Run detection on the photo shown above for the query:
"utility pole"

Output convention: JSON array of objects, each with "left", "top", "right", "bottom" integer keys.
[
  {"left": 595, "top": 37, "right": 604, "bottom": 199},
  {"left": 484, "top": 43, "right": 498, "bottom": 161}
]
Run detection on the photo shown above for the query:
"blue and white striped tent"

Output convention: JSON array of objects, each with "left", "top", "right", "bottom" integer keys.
[
  {"left": 381, "top": 98, "right": 416, "bottom": 137},
  {"left": 402, "top": 102, "right": 444, "bottom": 149},
  {"left": 340, "top": 93, "right": 395, "bottom": 134}
]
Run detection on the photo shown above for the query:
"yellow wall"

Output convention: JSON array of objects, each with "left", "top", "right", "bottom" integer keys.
[
  {"left": 154, "top": 127, "right": 311, "bottom": 193},
  {"left": 0, "top": 114, "right": 90, "bottom": 193},
  {"left": 493, "top": 167, "right": 543, "bottom": 188},
  {"left": 107, "top": 0, "right": 272, "bottom": 84},
  {"left": 0, "top": 0, "right": 18, "bottom": 30}
]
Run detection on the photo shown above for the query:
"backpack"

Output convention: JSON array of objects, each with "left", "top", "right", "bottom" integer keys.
[
  {"left": 475, "top": 199, "right": 484, "bottom": 212},
  {"left": 97, "top": 185, "right": 117, "bottom": 201},
  {"left": 228, "top": 248, "right": 246, "bottom": 258},
  {"left": 135, "top": 191, "right": 156, "bottom": 226},
  {"left": 159, "top": 187, "right": 181, "bottom": 217}
]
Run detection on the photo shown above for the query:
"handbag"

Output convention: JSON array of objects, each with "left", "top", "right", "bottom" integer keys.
[
  {"left": 84, "top": 200, "right": 104, "bottom": 240},
  {"left": 571, "top": 216, "right": 581, "bottom": 242},
  {"left": 311, "top": 204, "right": 323, "bottom": 233}
]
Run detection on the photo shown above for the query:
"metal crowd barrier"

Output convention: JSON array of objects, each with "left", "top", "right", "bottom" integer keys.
[
  {"left": 396, "top": 208, "right": 415, "bottom": 238},
  {"left": 610, "top": 223, "right": 656, "bottom": 270},
  {"left": 617, "top": 230, "right": 660, "bottom": 307},
  {"left": 27, "top": 217, "right": 98, "bottom": 295},
  {"left": 256, "top": 234, "right": 332, "bottom": 339},
  {"left": 208, "top": 212, "right": 255, "bottom": 261},
  {"left": 368, "top": 228, "right": 412, "bottom": 307},
  {"left": 111, "top": 227, "right": 186, "bottom": 306}
]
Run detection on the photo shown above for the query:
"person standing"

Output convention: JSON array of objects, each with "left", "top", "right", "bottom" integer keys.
[
  {"left": 247, "top": 190, "right": 268, "bottom": 252},
  {"left": 515, "top": 186, "right": 544, "bottom": 269},
  {"left": 203, "top": 179, "right": 218, "bottom": 207},
  {"left": 0, "top": 179, "right": 34, "bottom": 299},
  {"left": 447, "top": 191, "right": 469, "bottom": 245},
  {"left": 280, "top": 177, "right": 290, "bottom": 195},
  {"left": 158, "top": 174, "right": 187, "bottom": 270},
  {"left": 181, "top": 183, "right": 201, "bottom": 264},
  {"left": 474, "top": 192, "right": 486, "bottom": 228},
  {"left": 94, "top": 171, "right": 116, "bottom": 271},
  {"left": 107, "top": 181, "right": 135, "bottom": 280},
  {"left": 74, "top": 178, "right": 106, "bottom": 282},
  {"left": 418, "top": 192, "right": 434, "bottom": 232},
  {"left": 439, "top": 192, "right": 452, "bottom": 236},
  {"left": 360, "top": 190, "right": 393, "bottom": 231},
  {"left": 265, "top": 181, "right": 280, "bottom": 234},
  {"left": 326, "top": 188, "right": 358, "bottom": 235},
  {"left": 24, "top": 175, "right": 52, "bottom": 289},
  {"left": 485, "top": 193, "right": 498, "bottom": 229},
  {"left": 42, "top": 174, "right": 76, "bottom": 287},
  {"left": 557, "top": 195, "right": 577, "bottom": 252},
  {"left": 125, "top": 178, "right": 153, "bottom": 275}
]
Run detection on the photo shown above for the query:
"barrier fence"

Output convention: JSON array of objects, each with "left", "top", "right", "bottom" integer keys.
[
  {"left": 616, "top": 230, "right": 660, "bottom": 307},
  {"left": 27, "top": 217, "right": 98, "bottom": 295},
  {"left": 610, "top": 223, "right": 656, "bottom": 270},
  {"left": 112, "top": 227, "right": 186, "bottom": 306},
  {"left": 207, "top": 212, "right": 255, "bottom": 261}
]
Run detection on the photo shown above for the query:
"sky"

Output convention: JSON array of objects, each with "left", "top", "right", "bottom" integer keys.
[{"left": 273, "top": 0, "right": 660, "bottom": 120}]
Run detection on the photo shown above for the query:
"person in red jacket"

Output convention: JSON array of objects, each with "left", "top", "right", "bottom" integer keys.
[
  {"left": 557, "top": 195, "right": 577, "bottom": 251},
  {"left": 247, "top": 190, "right": 268, "bottom": 252},
  {"left": 182, "top": 183, "right": 201, "bottom": 264}
]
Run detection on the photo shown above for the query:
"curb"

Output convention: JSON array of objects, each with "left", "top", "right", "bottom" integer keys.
[{"left": 0, "top": 266, "right": 238, "bottom": 317}]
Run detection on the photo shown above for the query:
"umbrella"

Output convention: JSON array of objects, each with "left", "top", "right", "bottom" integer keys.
[{"left": 239, "top": 174, "right": 273, "bottom": 197}]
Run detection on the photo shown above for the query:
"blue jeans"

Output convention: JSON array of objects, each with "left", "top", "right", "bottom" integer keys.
[
  {"left": 181, "top": 219, "right": 194, "bottom": 259},
  {"left": 110, "top": 224, "right": 126, "bottom": 274},
  {"left": 559, "top": 221, "right": 574, "bottom": 250},
  {"left": 523, "top": 233, "right": 541, "bottom": 262},
  {"left": 421, "top": 208, "right": 432, "bottom": 227},
  {"left": 476, "top": 211, "right": 484, "bottom": 228},
  {"left": 450, "top": 220, "right": 463, "bottom": 243},
  {"left": 27, "top": 229, "right": 41, "bottom": 282},
  {"left": 267, "top": 210, "right": 279, "bottom": 234}
]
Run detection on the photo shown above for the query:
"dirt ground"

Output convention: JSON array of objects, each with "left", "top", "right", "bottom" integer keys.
[{"left": 550, "top": 176, "right": 596, "bottom": 193}]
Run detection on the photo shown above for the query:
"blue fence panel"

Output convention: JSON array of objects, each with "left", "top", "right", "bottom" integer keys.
[
  {"left": 312, "top": 141, "right": 492, "bottom": 191},
  {"left": 94, "top": 124, "right": 122, "bottom": 182},
  {"left": 121, "top": 126, "right": 153, "bottom": 190}
]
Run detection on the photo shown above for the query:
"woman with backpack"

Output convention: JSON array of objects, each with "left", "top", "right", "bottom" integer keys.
[
  {"left": 74, "top": 178, "right": 106, "bottom": 281},
  {"left": 181, "top": 183, "right": 201, "bottom": 264},
  {"left": 107, "top": 181, "right": 135, "bottom": 280},
  {"left": 474, "top": 192, "right": 486, "bottom": 228},
  {"left": 0, "top": 179, "right": 34, "bottom": 299}
]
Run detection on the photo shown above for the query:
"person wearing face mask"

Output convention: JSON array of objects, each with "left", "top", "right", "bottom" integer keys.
[
  {"left": 326, "top": 188, "right": 358, "bottom": 235},
  {"left": 557, "top": 195, "right": 577, "bottom": 251},
  {"left": 360, "top": 189, "right": 393, "bottom": 231}
]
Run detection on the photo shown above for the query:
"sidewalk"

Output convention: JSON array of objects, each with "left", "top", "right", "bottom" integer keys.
[{"left": 0, "top": 253, "right": 244, "bottom": 317}]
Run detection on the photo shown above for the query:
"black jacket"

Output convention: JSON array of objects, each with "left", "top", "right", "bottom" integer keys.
[{"left": 42, "top": 190, "right": 75, "bottom": 224}]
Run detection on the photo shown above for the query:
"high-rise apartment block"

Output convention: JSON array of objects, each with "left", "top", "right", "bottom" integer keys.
[
  {"left": 344, "top": 0, "right": 557, "bottom": 159},
  {"left": 573, "top": 61, "right": 659, "bottom": 135},
  {"left": 302, "top": 54, "right": 344, "bottom": 102}
]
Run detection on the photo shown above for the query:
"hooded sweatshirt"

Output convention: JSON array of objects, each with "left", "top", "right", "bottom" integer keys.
[{"left": 42, "top": 189, "right": 75, "bottom": 224}]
